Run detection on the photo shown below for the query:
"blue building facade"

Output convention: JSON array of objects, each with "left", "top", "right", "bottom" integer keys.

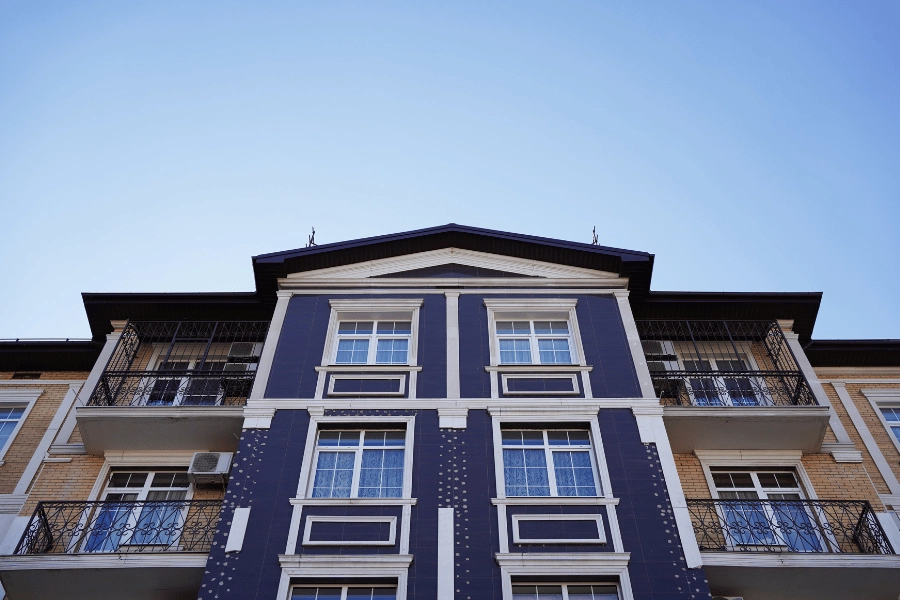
[{"left": 198, "top": 225, "right": 711, "bottom": 600}]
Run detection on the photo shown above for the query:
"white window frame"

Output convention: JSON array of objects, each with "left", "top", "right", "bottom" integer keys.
[
  {"left": 861, "top": 389, "right": 900, "bottom": 455},
  {"left": 296, "top": 415, "right": 416, "bottom": 501},
  {"left": 321, "top": 300, "right": 423, "bottom": 368},
  {"left": 0, "top": 389, "right": 42, "bottom": 462},
  {"left": 696, "top": 450, "right": 818, "bottom": 500},
  {"left": 485, "top": 299, "right": 586, "bottom": 367},
  {"left": 511, "top": 513, "right": 606, "bottom": 545},
  {"left": 499, "top": 429, "right": 603, "bottom": 498},
  {"left": 288, "top": 584, "right": 399, "bottom": 600},
  {"left": 302, "top": 515, "right": 397, "bottom": 547},
  {"left": 327, "top": 374, "right": 407, "bottom": 397},
  {"left": 508, "top": 582, "right": 621, "bottom": 600},
  {"left": 306, "top": 429, "right": 409, "bottom": 500}
]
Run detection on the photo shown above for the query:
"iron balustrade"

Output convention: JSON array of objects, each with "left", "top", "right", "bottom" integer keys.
[
  {"left": 14, "top": 500, "right": 222, "bottom": 555},
  {"left": 634, "top": 320, "right": 817, "bottom": 407},
  {"left": 687, "top": 499, "right": 894, "bottom": 554},
  {"left": 86, "top": 320, "right": 269, "bottom": 408}
]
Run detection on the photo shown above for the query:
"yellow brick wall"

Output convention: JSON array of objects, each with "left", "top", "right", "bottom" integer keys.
[
  {"left": 674, "top": 454, "right": 711, "bottom": 499},
  {"left": 0, "top": 379, "right": 87, "bottom": 494},
  {"left": 20, "top": 455, "right": 106, "bottom": 515}
]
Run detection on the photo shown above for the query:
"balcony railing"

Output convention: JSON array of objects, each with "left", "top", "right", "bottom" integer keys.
[
  {"left": 86, "top": 320, "right": 269, "bottom": 408},
  {"left": 14, "top": 500, "right": 222, "bottom": 555},
  {"left": 687, "top": 499, "right": 894, "bottom": 554},
  {"left": 635, "top": 320, "right": 816, "bottom": 407}
]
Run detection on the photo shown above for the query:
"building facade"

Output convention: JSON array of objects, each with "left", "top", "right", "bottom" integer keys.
[{"left": 0, "top": 224, "right": 898, "bottom": 600}]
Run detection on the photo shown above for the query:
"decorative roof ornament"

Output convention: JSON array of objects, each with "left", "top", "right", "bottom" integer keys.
[
  {"left": 307, "top": 227, "right": 317, "bottom": 247},
  {"left": 591, "top": 226, "right": 598, "bottom": 245}
]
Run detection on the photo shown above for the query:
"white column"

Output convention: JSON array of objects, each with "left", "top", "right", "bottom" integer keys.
[
  {"left": 614, "top": 291, "right": 656, "bottom": 399},
  {"left": 781, "top": 328, "right": 854, "bottom": 446},
  {"left": 632, "top": 405, "right": 703, "bottom": 568},
  {"left": 53, "top": 330, "right": 122, "bottom": 446},
  {"left": 445, "top": 292, "right": 460, "bottom": 399},
  {"left": 437, "top": 507, "right": 454, "bottom": 600},
  {"left": 831, "top": 382, "right": 900, "bottom": 495},
  {"left": 249, "top": 291, "right": 292, "bottom": 400}
]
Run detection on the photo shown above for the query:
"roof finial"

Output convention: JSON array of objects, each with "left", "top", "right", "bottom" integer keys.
[
  {"left": 307, "top": 227, "right": 317, "bottom": 247},
  {"left": 591, "top": 226, "right": 598, "bottom": 245}
]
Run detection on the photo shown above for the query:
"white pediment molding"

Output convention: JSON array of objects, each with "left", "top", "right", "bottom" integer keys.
[{"left": 284, "top": 248, "right": 619, "bottom": 280}]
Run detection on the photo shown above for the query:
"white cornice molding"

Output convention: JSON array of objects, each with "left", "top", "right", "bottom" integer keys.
[
  {"left": 0, "top": 494, "right": 27, "bottom": 514},
  {"left": 279, "top": 554, "right": 413, "bottom": 570},
  {"left": 329, "top": 298, "right": 424, "bottom": 311},
  {"left": 281, "top": 278, "right": 630, "bottom": 290},
  {"left": 76, "top": 406, "right": 245, "bottom": 420},
  {"left": 280, "top": 287, "right": 626, "bottom": 296},
  {"left": 0, "top": 388, "right": 43, "bottom": 401},
  {"left": 104, "top": 450, "right": 199, "bottom": 465},
  {"left": 245, "top": 398, "right": 647, "bottom": 410},
  {"left": 694, "top": 449, "right": 803, "bottom": 463},
  {"left": 861, "top": 389, "right": 900, "bottom": 400},
  {"left": 284, "top": 248, "right": 620, "bottom": 281},
  {"left": 663, "top": 406, "right": 831, "bottom": 419},
  {"left": 483, "top": 297, "right": 578, "bottom": 310},
  {"left": 495, "top": 552, "right": 631, "bottom": 571},
  {"left": 0, "top": 553, "right": 208, "bottom": 571},
  {"left": 491, "top": 497, "right": 619, "bottom": 506}
]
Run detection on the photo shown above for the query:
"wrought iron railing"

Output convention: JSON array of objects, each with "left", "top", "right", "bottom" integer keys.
[
  {"left": 635, "top": 320, "right": 817, "bottom": 407},
  {"left": 687, "top": 499, "right": 894, "bottom": 554},
  {"left": 86, "top": 320, "right": 269, "bottom": 408},
  {"left": 15, "top": 500, "right": 222, "bottom": 555}
]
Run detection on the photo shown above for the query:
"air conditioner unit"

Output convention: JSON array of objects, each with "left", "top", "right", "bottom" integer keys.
[{"left": 188, "top": 452, "right": 233, "bottom": 486}]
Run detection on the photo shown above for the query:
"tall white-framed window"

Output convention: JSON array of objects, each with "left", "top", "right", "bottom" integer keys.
[
  {"left": 861, "top": 390, "right": 900, "bottom": 455},
  {"left": 501, "top": 429, "right": 600, "bottom": 497},
  {"left": 321, "top": 299, "right": 423, "bottom": 368},
  {"left": 512, "top": 584, "right": 619, "bottom": 600},
  {"left": 334, "top": 321, "right": 412, "bottom": 365},
  {"left": 84, "top": 468, "right": 192, "bottom": 552},
  {"left": 291, "top": 586, "right": 397, "bottom": 600},
  {"left": 0, "top": 389, "right": 41, "bottom": 461},
  {"left": 485, "top": 299, "right": 586, "bottom": 368},
  {"left": 310, "top": 429, "right": 406, "bottom": 499}
]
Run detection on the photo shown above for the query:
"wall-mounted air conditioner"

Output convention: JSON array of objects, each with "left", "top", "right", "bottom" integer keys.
[{"left": 188, "top": 452, "right": 234, "bottom": 486}]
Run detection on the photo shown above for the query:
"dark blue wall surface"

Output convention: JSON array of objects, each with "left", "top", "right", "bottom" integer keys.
[
  {"left": 458, "top": 295, "right": 492, "bottom": 398},
  {"left": 599, "top": 409, "right": 711, "bottom": 600},
  {"left": 574, "top": 296, "right": 642, "bottom": 398}
]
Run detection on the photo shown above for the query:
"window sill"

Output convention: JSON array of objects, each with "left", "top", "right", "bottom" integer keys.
[
  {"left": 291, "top": 497, "right": 418, "bottom": 506},
  {"left": 492, "top": 497, "right": 617, "bottom": 506},
  {"left": 316, "top": 365, "right": 423, "bottom": 372},
  {"left": 485, "top": 365, "right": 592, "bottom": 372}
]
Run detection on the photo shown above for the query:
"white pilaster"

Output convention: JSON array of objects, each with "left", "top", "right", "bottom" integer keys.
[
  {"left": 250, "top": 291, "right": 293, "bottom": 400},
  {"left": 445, "top": 292, "right": 461, "bottom": 399},
  {"left": 614, "top": 291, "right": 656, "bottom": 399},
  {"left": 437, "top": 507, "right": 454, "bottom": 600}
]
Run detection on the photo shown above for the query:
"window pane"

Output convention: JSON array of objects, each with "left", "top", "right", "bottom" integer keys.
[
  {"left": 500, "top": 339, "right": 532, "bottom": 364},
  {"left": 883, "top": 408, "right": 900, "bottom": 422},
  {"left": 336, "top": 339, "right": 369, "bottom": 364},
  {"left": 375, "top": 339, "right": 408, "bottom": 364},
  {"left": 533, "top": 321, "right": 568, "bottom": 335},
  {"left": 537, "top": 339, "right": 571, "bottom": 364},
  {"left": 547, "top": 430, "right": 590, "bottom": 446},
  {"left": 535, "top": 586, "right": 563, "bottom": 600},
  {"left": 501, "top": 430, "right": 543, "bottom": 446},
  {"left": 109, "top": 472, "right": 148, "bottom": 488},
  {"left": 311, "top": 452, "right": 354, "bottom": 498},
  {"left": 553, "top": 451, "right": 597, "bottom": 496},
  {"left": 377, "top": 321, "right": 411, "bottom": 335},
  {"left": 497, "top": 321, "right": 530, "bottom": 335},
  {"left": 358, "top": 449, "right": 404, "bottom": 498},
  {"left": 503, "top": 449, "right": 549, "bottom": 496},
  {"left": 318, "top": 431, "right": 360, "bottom": 447},
  {"left": 339, "top": 322, "right": 373, "bottom": 335}
]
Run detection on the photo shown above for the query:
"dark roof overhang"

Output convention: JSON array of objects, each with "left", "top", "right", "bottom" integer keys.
[
  {"left": 81, "top": 292, "right": 274, "bottom": 341},
  {"left": 805, "top": 339, "right": 900, "bottom": 368},
  {"left": 252, "top": 223, "right": 655, "bottom": 299},
  {"left": 631, "top": 291, "right": 823, "bottom": 344},
  {"left": 0, "top": 339, "right": 103, "bottom": 372}
]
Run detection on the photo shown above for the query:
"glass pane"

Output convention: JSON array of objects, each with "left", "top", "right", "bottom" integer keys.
[
  {"left": 311, "top": 452, "right": 354, "bottom": 498},
  {"left": 109, "top": 472, "right": 148, "bottom": 488},
  {"left": 500, "top": 339, "right": 532, "bottom": 364},
  {"left": 375, "top": 338, "right": 408, "bottom": 364},
  {"left": 319, "top": 431, "right": 360, "bottom": 447},
  {"left": 336, "top": 339, "right": 369, "bottom": 364},
  {"left": 553, "top": 450, "right": 597, "bottom": 496},
  {"left": 497, "top": 321, "right": 530, "bottom": 335},
  {"left": 538, "top": 339, "right": 572, "bottom": 364},
  {"left": 535, "top": 586, "right": 563, "bottom": 600},
  {"left": 533, "top": 321, "right": 568, "bottom": 335},
  {"left": 377, "top": 321, "right": 411, "bottom": 335},
  {"left": 339, "top": 322, "right": 373, "bottom": 335},
  {"left": 882, "top": 408, "right": 900, "bottom": 422}
]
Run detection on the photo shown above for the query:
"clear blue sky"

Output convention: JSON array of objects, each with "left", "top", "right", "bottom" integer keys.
[{"left": 1, "top": 1, "right": 898, "bottom": 340}]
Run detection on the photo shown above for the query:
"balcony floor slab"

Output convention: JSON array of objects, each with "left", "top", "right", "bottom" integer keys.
[{"left": 663, "top": 406, "right": 830, "bottom": 453}]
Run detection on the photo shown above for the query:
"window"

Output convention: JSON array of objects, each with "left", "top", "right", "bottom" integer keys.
[
  {"left": 711, "top": 468, "right": 820, "bottom": 552},
  {"left": 497, "top": 320, "right": 574, "bottom": 365},
  {"left": 145, "top": 342, "right": 262, "bottom": 406},
  {"left": 85, "top": 469, "right": 191, "bottom": 552},
  {"left": 879, "top": 407, "right": 900, "bottom": 443},
  {"left": 512, "top": 584, "right": 619, "bottom": 600},
  {"left": 334, "top": 321, "right": 412, "bottom": 365},
  {"left": 0, "top": 405, "right": 27, "bottom": 451},
  {"left": 311, "top": 430, "right": 406, "bottom": 498},
  {"left": 502, "top": 430, "right": 599, "bottom": 497},
  {"left": 291, "top": 587, "right": 396, "bottom": 600}
]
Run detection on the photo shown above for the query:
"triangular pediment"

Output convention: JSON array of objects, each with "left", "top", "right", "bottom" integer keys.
[{"left": 285, "top": 248, "right": 620, "bottom": 280}]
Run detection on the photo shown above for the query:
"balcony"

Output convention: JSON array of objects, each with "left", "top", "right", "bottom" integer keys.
[
  {"left": 0, "top": 499, "right": 222, "bottom": 600},
  {"left": 635, "top": 320, "right": 830, "bottom": 452},
  {"left": 76, "top": 320, "right": 269, "bottom": 454},
  {"left": 688, "top": 499, "right": 900, "bottom": 600}
]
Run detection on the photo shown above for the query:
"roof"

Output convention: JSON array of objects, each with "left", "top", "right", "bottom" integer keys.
[
  {"left": 252, "top": 223, "right": 656, "bottom": 298},
  {"left": 805, "top": 339, "right": 900, "bottom": 368},
  {"left": 0, "top": 339, "right": 102, "bottom": 372}
]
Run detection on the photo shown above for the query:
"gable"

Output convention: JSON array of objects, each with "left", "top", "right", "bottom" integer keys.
[{"left": 283, "top": 248, "right": 622, "bottom": 280}]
